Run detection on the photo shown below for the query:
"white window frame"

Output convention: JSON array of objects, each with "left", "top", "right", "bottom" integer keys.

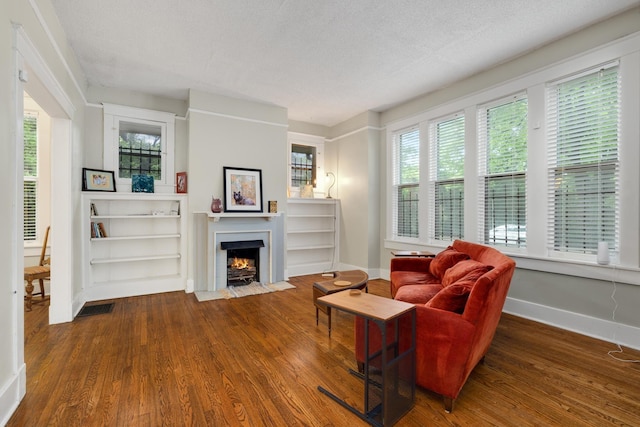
[
  {"left": 287, "top": 132, "right": 325, "bottom": 198},
  {"left": 477, "top": 93, "right": 528, "bottom": 249},
  {"left": 546, "top": 63, "right": 620, "bottom": 262},
  {"left": 384, "top": 33, "right": 640, "bottom": 283},
  {"left": 428, "top": 112, "right": 466, "bottom": 243},
  {"left": 391, "top": 125, "right": 420, "bottom": 241},
  {"left": 103, "top": 104, "right": 176, "bottom": 193}
]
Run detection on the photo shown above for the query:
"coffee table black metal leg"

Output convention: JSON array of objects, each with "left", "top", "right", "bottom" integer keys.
[{"left": 317, "top": 385, "right": 372, "bottom": 424}]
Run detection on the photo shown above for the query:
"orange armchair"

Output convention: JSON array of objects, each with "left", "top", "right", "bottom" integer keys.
[{"left": 355, "top": 240, "right": 516, "bottom": 412}]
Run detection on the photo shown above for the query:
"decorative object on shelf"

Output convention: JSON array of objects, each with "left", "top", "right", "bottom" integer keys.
[
  {"left": 132, "top": 174, "right": 155, "bottom": 193},
  {"left": 597, "top": 241, "right": 610, "bottom": 265},
  {"left": 223, "top": 166, "right": 263, "bottom": 212},
  {"left": 176, "top": 171, "right": 187, "bottom": 193},
  {"left": 82, "top": 168, "right": 116, "bottom": 192},
  {"left": 300, "top": 182, "right": 314, "bottom": 198},
  {"left": 211, "top": 197, "right": 222, "bottom": 213},
  {"left": 268, "top": 200, "right": 278, "bottom": 213},
  {"left": 325, "top": 172, "right": 336, "bottom": 199}
]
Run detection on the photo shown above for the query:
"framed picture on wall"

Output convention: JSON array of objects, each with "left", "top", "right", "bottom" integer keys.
[
  {"left": 82, "top": 168, "right": 116, "bottom": 192},
  {"left": 223, "top": 167, "right": 263, "bottom": 213},
  {"left": 176, "top": 172, "right": 187, "bottom": 193}
]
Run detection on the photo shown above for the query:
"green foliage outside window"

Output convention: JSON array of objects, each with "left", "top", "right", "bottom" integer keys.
[
  {"left": 119, "top": 131, "right": 162, "bottom": 179},
  {"left": 434, "top": 116, "right": 465, "bottom": 240},
  {"left": 396, "top": 129, "right": 419, "bottom": 238},
  {"left": 484, "top": 97, "right": 528, "bottom": 247}
]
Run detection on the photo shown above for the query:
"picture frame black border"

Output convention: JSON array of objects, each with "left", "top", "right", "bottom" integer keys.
[
  {"left": 82, "top": 167, "right": 117, "bottom": 192},
  {"left": 223, "top": 166, "right": 263, "bottom": 213}
]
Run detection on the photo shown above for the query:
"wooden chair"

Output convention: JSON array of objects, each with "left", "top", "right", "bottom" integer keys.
[{"left": 24, "top": 226, "right": 50, "bottom": 311}]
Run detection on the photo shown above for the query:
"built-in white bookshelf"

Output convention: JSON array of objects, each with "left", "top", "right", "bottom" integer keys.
[
  {"left": 286, "top": 198, "right": 340, "bottom": 276},
  {"left": 82, "top": 192, "right": 187, "bottom": 301}
]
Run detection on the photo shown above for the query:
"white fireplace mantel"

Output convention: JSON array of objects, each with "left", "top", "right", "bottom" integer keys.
[
  {"left": 198, "top": 211, "right": 280, "bottom": 222},
  {"left": 194, "top": 212, "right": 285, "bottom": 291}
]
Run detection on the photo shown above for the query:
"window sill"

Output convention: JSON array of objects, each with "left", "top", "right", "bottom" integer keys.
[{"left": 384, "top": 239, "right": 640, "bottom": 286}]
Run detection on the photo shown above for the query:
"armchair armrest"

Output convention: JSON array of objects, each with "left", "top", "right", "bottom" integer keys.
[{"left": 413, "top": 305, "right": 476, "bottom": 398}]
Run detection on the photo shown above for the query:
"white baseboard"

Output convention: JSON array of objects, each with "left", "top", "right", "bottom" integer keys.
[
  {"left": 381, "top": 269, "right": 639, "bottom": 351},
  {"left": 504, "top": 297, "right": 640, "bottom": 351},
  {"left": 0, "top": 363, "right": 26, "bottom": 426},
  {"left": 336, "top": 263, "right": 381, "bottom": 280}
]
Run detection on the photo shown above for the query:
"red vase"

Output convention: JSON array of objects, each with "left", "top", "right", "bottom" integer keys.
[{"left": 211, "top": 197, "right": 222, "bottom": 213}]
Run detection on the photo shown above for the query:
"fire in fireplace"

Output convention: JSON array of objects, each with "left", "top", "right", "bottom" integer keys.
[{"left": 221, "top": 240, "right": 264, "bottom": 286}]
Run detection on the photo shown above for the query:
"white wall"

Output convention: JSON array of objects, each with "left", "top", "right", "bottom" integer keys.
[
  {"left": 323, "top": 111, "right": 382, "bottom": 276},
  {"left": 187, "top": 90, "right": 289, "bottom": 290},
  {"left": 0, "top": 0, "right": 20, "bottom": 421}
]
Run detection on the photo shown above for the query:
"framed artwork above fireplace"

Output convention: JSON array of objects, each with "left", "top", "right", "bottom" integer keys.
[{"left": 223, "top": 167, "right": 263, "bottom": 213}]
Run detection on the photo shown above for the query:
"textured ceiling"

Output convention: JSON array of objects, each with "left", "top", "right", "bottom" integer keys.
[{"left": 50, "top": 0, "right": 638, "bottom": 126}]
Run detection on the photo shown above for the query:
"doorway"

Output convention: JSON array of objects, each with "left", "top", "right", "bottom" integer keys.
[
  {"left": 15, "top": 28, "right": 76, "bottom": 326},
  {"left": 22, "top": 93, "right": 52, "bottom": 303}
]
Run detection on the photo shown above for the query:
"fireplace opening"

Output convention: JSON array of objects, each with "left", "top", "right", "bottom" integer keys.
[{"left": 221, "top": 240, "right": 264, "bottom": 286}]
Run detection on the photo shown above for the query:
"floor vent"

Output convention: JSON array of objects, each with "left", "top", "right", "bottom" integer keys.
[{"left": 76, "top": 303, "right": 114, "bottom": 318}]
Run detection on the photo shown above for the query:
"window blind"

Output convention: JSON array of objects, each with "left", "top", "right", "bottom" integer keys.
[
  {"left": 478, "top": 95, "right": 528, "bottom": 247},
  {"left": 429, "top": 114, "right": 465, "bottom": 241},
  {"left": 23, "top": 114, "right": 38, "bottom": 241},
  {"left": 392, "top": 126, "right": 419, "bottom": 238},
  {"left": 546, "top": 64, "right": 620, "bottom": 255}
]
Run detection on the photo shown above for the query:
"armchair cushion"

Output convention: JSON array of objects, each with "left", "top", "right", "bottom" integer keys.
[
  {"left": 426, "top": 282, "right": 473, "bottom": 313},
  {"left": 442, "top": 260, "right": 491, "bottom": 287},
  {"left": 429, "top": 247, "right": 470, "bottom": 279},
  {"left": 395, "top": 284, "right": 442, "bottom": 305}
]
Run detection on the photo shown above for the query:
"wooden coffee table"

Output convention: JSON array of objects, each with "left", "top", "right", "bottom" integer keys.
[
  {"left": 313, "top": 270, "right": 368, "bottom": 336},
  {"left": 316, "top": 291, "right": 416, "bottom": 426}
]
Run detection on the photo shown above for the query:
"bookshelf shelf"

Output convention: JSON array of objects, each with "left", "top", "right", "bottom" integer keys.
[{"left": 82, "top": 192, "right": 187, "bottom": 300}]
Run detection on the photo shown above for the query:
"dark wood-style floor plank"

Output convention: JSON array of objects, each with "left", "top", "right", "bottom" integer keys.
[{"left": 9, "top": 275, "right": 640, "bottom": 426}]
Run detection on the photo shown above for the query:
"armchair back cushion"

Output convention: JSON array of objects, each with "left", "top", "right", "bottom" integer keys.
[
  {"left": 425, "top": 282, "right": 472, "bottom": 313},
  {"left": 441, "top": 259, "right": 491, "bottom": 287},
  {"left": 428, "top": 247, "right": 470, "bottom": 279}
]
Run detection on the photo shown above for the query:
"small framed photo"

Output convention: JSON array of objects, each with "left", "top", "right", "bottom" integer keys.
[
  {"left": 223, "top": 167, "right": 263, "bottom": 213},
  {"left": 82, "top": 168, "right": 116, "bottom": 192},
  {"left": 176, "top": 172, "right": 187, "bottom": 193}
]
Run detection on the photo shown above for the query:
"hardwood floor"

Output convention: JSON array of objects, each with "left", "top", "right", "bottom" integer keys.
[{"left": 10, "top": 275, "right": 640, "bottom": 426}]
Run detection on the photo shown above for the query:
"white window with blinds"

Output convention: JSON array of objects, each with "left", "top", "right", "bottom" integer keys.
[
  {"left": 23, "top": 112, "right": 38, "bottom": 241},
  {"left": 429, "top": 113, "right": 465, "bottom": 242},
  {"left": 546, "top": 63, "right": 620, "bottom": 258},
  {"left": 478, "top": 94, "right": 528, "bottom": 248},
  {"left": 391, "top": 126, "right": 420, "bottom": 239}
]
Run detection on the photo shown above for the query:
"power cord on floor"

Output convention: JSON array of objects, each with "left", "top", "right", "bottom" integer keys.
[{"left": 607, "top": 266, "right": 640, "bottom": 363}]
